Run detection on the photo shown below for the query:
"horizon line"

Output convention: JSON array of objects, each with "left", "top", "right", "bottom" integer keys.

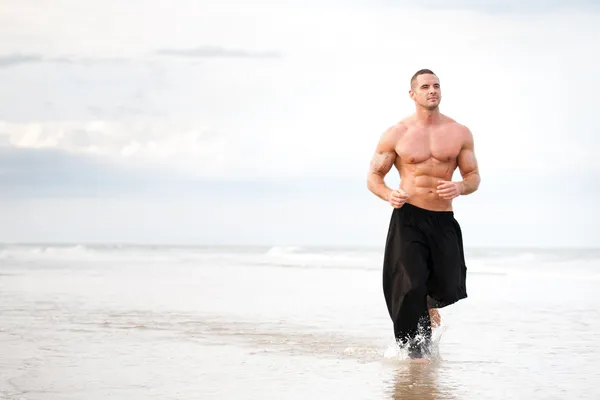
[{"left": 1, "top": 241, "right": 598, "bottom": 251}]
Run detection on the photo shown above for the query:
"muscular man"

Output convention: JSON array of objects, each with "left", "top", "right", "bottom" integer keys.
[{"left": 367, "top": 69, "right": 480, "bottom": 359}]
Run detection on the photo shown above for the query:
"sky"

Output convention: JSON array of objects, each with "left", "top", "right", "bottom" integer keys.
[{"left": 0, "top": 0, "right": 598, "bottom": 248}]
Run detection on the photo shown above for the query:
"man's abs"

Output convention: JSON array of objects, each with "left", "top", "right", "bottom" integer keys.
[{"left": 398, "top": 158, "right": 457, "bottom": 211}]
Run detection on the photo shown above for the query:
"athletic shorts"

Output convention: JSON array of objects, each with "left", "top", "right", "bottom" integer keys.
[{"left": 382, "top": 202, "right": 468, "bottom": 356}]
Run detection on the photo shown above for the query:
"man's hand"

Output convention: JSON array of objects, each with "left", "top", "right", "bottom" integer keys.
[
  {"left": 389, "top": 189, "right": 409, "bottom": 208},
  {"left": 437, "top": 180, "right": 463, "bottom": 200}
]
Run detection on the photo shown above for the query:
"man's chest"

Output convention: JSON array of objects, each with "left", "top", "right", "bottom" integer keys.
[{"left": 396, "top": 128, "right": 462, "bottom": 163}]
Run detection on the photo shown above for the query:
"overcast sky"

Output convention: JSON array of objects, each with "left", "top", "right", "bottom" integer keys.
[{"left": 0, "top": 0, "right": 598, "bottom": 247}]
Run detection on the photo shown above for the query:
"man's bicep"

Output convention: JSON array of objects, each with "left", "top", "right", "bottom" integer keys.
[
  {"left": 458, "top": 149, "right": 478, "bottom": 177},
  {"left": 458, "top": 130, "right": 479, "bottom": 177},
  {"left": 369, "top": 137, "right": 397, "bottom": 177}
]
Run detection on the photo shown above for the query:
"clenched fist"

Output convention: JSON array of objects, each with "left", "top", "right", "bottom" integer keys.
[
  {"left": 437, "top": 180, "right": 463, "bottom": 200},
  {"left": 388, "top": 188, "right": 409, "bottom": 208}
]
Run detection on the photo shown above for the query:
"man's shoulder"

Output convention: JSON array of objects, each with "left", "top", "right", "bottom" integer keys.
[
  {"left": 442, "top": 115, "right": 472, "bottom": 135},
  {"left": 382, "top": 119, "right": 410, "bottom": 138}
]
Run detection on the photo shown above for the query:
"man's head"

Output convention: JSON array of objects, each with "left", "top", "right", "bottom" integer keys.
[{"left": 409, "top": 69, "right": 441, "bottom": 111}]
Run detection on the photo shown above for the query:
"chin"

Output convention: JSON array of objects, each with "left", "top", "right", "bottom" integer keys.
[{"left": 421, "top": 100, "right": 439, "bottom": 110}]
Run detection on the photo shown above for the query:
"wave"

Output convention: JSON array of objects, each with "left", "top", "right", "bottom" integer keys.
[
  {"left": 1, "top": 243, "right": 599, "bottom": 280},
  {"left": 265, "top": 246, "right": 304, "bottom": 256},
  {"left": 0, "top": 243, "right": 199, "bottom": 263}
]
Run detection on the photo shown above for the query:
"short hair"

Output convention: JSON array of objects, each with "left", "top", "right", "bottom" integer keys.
[{"left": 410, "top": 69, "right": 436, "bottom": 88}]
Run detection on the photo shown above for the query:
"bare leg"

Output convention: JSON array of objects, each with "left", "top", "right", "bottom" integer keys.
[{"left": 428, "top": 308, "right": 440, "bottom": 328}]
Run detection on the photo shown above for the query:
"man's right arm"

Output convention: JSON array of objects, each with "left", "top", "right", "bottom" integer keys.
[{"left": 367, "top": 127, "right": 398, "bottom": 202}]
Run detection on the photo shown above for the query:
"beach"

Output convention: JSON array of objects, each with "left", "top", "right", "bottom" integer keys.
[{"left": 1, "top": 244, "right": 599, "bottom": 399}]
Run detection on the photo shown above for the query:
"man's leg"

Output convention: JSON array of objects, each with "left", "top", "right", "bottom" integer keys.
[
  {"left": 382, "top": 208, "right": 432, "bottom": 358},
  {"left": 428, "top": 308, "right": 441, "bottom": 328},
  {"left": 426, "top": 215, "right": 468, "bottom": 309},
  {"left": 392, "top": 276, "right": 432, "bottom": 358}
]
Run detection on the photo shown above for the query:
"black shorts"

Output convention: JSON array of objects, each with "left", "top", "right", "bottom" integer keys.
[{"left": 382, "top": 202, "right": 467, "bottom": 356}]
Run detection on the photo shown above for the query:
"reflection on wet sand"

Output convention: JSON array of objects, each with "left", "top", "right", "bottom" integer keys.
[{"left": 388, "top": 361, "right": 455, "bottom": 400}]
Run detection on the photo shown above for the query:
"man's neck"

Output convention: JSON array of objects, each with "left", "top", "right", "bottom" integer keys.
[{"left": 414, "top": 107, "right": 441, "bottom": 126}]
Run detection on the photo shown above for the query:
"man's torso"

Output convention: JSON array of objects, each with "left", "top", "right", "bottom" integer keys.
[{"left": 392, "top": 115, "right": 467, "bottom": 211}]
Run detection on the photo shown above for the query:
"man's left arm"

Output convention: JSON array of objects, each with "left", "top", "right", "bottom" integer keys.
[
  {"left": 457, "top": 127, "right": 480, "bottom": 195},
  {"left": 437, "top": 127, "right": 480, "bottom": 200}
]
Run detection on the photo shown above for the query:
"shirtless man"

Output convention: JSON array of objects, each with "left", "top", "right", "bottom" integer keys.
[{"left": 367, "top": 69, "right": 480, "bottom": 359}]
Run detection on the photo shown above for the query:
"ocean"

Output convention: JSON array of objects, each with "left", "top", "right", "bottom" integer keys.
[{"left": 1, "top": 244, "right": 599, "bottom": 399}]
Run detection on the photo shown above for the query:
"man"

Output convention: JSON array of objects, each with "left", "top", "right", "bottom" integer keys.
[{"left": 367, "top": 69, "right": 480, "bottom": 359}]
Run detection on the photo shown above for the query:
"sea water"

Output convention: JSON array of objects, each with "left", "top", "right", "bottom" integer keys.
[{"left": 1, "top": 244, "right": 599, "bottom": 399}]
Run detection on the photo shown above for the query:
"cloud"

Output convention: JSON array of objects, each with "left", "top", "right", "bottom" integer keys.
[
  {"left": 87, "top": 105, "right": 165, "bottom": 119},
  {"left": 0, "top": 54, "right": 43, "bottom": 68},
  {"left": 156, "top": 46, "right": 283, "bottom": 59},
  {"left": 0, "top": 116, "right": 376, "bottom": 180},
  {"left": 0, "top": 118, "right": 214, "bottom": 157},
  {"left": 0, "top": 6, "right": 599, "bottom": 181},
  {"left": 393, "top": 0, "right": 600, "bottom": 13},
  {"left": 0, "top": 53, "right": 128, "bottom": 69},
  {"left": 0, "top": 46, "right": 283, "bottom": 70}
]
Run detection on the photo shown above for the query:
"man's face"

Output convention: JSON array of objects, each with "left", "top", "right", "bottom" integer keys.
[{"left": 410, "top": 74, "right": 441, "bottom": 110}]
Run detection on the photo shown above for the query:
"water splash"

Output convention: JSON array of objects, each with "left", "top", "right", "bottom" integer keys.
[{"left": 383, "top": 324, "right": 448, "bottom": 363}]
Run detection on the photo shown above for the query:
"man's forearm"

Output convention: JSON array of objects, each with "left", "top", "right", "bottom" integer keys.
[
  {"left": 460, "top": 172, "right": 481, "bottom": 195},
  {"left": 367, "top": 174, "right": 392, "bottom": 202}
]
